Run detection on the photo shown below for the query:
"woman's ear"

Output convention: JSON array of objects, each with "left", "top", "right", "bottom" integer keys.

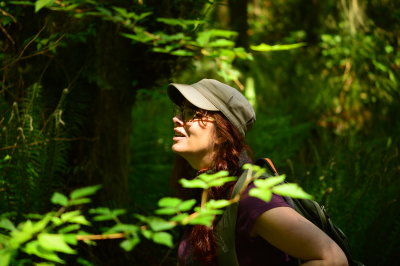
[{"left": 214, "top": 135, "right": 226, "bottom": 145}]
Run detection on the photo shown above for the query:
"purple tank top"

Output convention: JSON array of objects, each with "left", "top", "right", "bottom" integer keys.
[
  {"left": 178, "top": 183, "right": 295, "bottom": 265},
  {"left": 236, "top": 183, "right": 294, "bottom": 265}
]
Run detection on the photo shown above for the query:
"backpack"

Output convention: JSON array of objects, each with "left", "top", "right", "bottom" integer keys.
[{"left": 215, "top": 158, "right": 364, "bottom": 266}]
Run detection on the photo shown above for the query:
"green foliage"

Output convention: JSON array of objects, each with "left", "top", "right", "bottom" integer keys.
[
  {"left": 250, "top": 42, "right": 307, "bottom": 52},
  {"left": 0, "top": 185, "right": 99, "bottom": 265},
  {"left": 179, "top": 170, "right": 236, "bottom": 189}
]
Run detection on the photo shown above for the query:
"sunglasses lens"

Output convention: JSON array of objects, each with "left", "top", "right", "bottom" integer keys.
[{"left": 183, "top": 109, "right": 196, "bottom": 121}]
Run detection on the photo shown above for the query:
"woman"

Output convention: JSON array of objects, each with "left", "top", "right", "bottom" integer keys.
[{"left": 167, "top": 79, "right": 348, "bottom": 266}]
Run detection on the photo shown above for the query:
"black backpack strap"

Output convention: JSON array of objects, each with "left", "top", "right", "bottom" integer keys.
[
  {"left": 255, "top": 158, "right": 297, "bottom": 209},
  {"left": 255, "top": 157, "right": 279, "bottom": 176},
  {"left": 215, "top": 169, "right": 250, "bottom": 266}
]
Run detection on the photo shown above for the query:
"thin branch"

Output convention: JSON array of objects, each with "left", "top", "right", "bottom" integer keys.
[
  {"left": 76, "top": 233, "right": 125, "bottom": 241},
  {"left": 0, "top": 25, "right": 47, "bottom": 71},
  {"left": 0, "top": 24, "right": 15, "bottom": 45},
  {"left": 0, "top": 8, "right": 17, "bottom": 23}
]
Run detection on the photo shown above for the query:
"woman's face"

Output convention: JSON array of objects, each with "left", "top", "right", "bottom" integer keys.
[{"left": 172, "top": 104, "right": 217, "bottom": 170}]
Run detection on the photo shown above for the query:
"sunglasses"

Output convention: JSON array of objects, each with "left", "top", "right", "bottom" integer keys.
[{"left": 173, "top": 105, "right": 215, "bottom": 123}]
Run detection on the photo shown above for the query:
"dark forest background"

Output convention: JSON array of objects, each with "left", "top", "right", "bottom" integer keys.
[{"left": 0, "top": 0, "right": 399, "bottom": 265}]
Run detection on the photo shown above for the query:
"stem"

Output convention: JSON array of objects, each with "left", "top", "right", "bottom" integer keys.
[
  {"left": 76, "top": 233, "right": 125, "bottom": 241},
  {"left": 200, "top": 189, "right": 208, "bottom": 209}
]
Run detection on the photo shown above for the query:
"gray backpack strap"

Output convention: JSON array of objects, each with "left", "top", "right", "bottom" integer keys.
[{"left": 215, "top": 169, "right": 250, "bottom": 266}]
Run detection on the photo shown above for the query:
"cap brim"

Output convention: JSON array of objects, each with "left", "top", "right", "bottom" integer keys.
[{"left": 168, "top": 83, "right": 219, "bottom": 111}]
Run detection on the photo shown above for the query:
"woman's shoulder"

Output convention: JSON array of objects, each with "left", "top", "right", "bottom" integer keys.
[{"left": 237, "top": 182, "right": 291, "bottom": 231}]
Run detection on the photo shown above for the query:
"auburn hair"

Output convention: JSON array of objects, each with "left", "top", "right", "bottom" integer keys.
[{"left": 172, "top": 111, "right": 252, "bottom": 265}]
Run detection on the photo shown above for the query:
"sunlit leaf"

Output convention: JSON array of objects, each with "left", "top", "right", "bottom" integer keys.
[
  {"left": 141, "top": 229, "right": 152, "bottom": 239},
  {"left": 272, "top": 183, "right": 313, "bottom": 200},
  {"left": 51, "top": 192, "right": 68, "bottom": 206},
  {"left": 152, "top": 232, "right": 173, "bottom": 247},
  {"left": 58, "top": 224, "right": 80, "bottom": 234},
  {"left": 0, "top": 218, "right": 16, "bottom": 231},
  {"left": 208, "top": 29, "right": 237, "bottom": 38},
  {"left": 38, "top": 233, "right": 76, "bottom": 254},
  {"left": 179, "top": 178, "right": 207, "bottom": 189},
  {"left": 205, "top": 199, "right": 231, "bottom": 209},
  {"left": 199, "top": 170, "right": 229, "bottom": 180},
  {"left": 187, "top": 214, "right": 214, "bottom": 226},
  {"left": 120, "top": 237, "right": 140, "bottom": 251},
  {"left": 108, "top": 224, "right": 139, "bottom": 234},
  {"left": 70, "top": 185, "right": 102, "bottom": 199},
  {"left": 23, "top": 240, "right": 64, "bottom": 263},
  {"left": 170, "top": 213, "right": 189, "bottom": 223},
  {"left": 250, "top": 42, "right": 306, "bottom": 52},
  {"left": 70, "top": 198, "right": 92, "bottom": 205},
  {"left": 147, "top": 217, "right": 175, "bottom": 231},
  {"left": 170, "top": 50, "right": 194, "bottom": 56},
  {"left": 35, "top": 0, "right": 54, "bottom": 12},
  {"left": 120, "top": 32, "right": 155, "bottom": 43},
  {"left": 207, "top": 176, "right": 237, "bottom": 187},
  {"left": 253, "top": 175, "right": 286, "bottom": 189},
  {"left": 178, "top": 199, "right": 196, "bottom": 212},
  {"left": 158, "top": 197, "right": 182, "bottom": 208},
  {"left": 249, "top": 188, "right": 272, "bottom": 202},
  {"left": 63, "top": 234, "right": 78, "bottom": 245},
  {"left": 157, "top": 18, "right": 204, "bottom": 29},
  {"left": 60, "top": 210, "right": 79, "bottom": 219},
  {"left": 208, "top": 39, "right": 235, "bottom": 47}
]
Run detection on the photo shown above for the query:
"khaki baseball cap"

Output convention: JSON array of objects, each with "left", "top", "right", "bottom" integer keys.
[{"left": 167, "top": 79, "right": 256, "bottom": 136}]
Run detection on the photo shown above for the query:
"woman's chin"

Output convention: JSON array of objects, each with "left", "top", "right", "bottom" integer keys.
[{"left": 171, "top": 144, "right": 185, "bottom": 154}]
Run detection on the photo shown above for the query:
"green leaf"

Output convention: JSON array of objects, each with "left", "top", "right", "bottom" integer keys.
[
  {"left": 70, "top": 185, "right": 102, "bottom": 199},
  {"left": 170, "top": 50, "right": 194, "bottom": 56},
  {"left": 0, "top": 249, "right": 13, "bottom": 266},
  {"left": 120, "top": 32, "right": 155, "bottom": 43},
  {"left": 35, "top": 0, "right": 54, "bottom": 12},
  {"left": 0, "top": 218, "right": 16, "bottom": 231},
  {"left": 178, "top": 199, "right": 196, "bottom": 212},
  {"left": 253, "top": 175, "right": 286, "bottom": 189},
  {"left": 207, "top": 176, "right": 237, "bottom": 187},
  {"left": 152, "top": 232, "right": 173, "bottom": 247},
  {"left": 205, "top": 199, "right": 231, "bottom": 209},
  {"left": 51, "top": 192, "right": 68, "bottom": 206},
  {"left": 147, "top": 217, "right": 175, "bottom": 231},
  {"left": 69, "top": 198, "right": 92, "bottom": 205},
  {"left": 68, "top": 216, "right": 91, "bottom": 226},
  {"left": 187, "top": 214, "right": 214, "bottom": 226},
  {"left": 272, "top": 183, "right": 313, "bottom": 200},
  {"left": 108, "top": 224, "right": 138, "bottom": 234},
  {"left": 61, "top": 210, "right": 81, "bottom": 221},
  {"left": 158, "top": 197, "right": 182, "bottom": 208},
  {"left": 58, "top": 224, "right": 80, "bottom": 234},
  {"left": 208, "top": 39, "right": 235, "bottom": 47},
  {"left": 250, "top": 42, "right": 306, "bottom": 52},
  {"left": 170, "top": 213, "right": 189, "bottom": 223},
  {"left": 141, "top": 229, "right": 152, "bottom": 239},
  {"left": 63, "top": 234, "right": 78, "bottom": 245},
  {"left": 199, "top": 170, "right": 229, "bottom": 181},
  {"left": 208, "top": 29, "right": 238, "bottom": 38},
  {"left": 179, "top": 178, "right": 207, "bottom": 189},
  {"left": 23, "top": 240, "right": 64, "bottom": 263},
  {"left": 96, "top": 7, "right": 113, "bottom": 17},
  {"left": 120, "top": 237, "right": 140, "bottom": 251},
  {"left": 249, "top": 188, "right": 272, "bottom": 202},
  {"left": 135, "top": 12, "right": 153, "bottom": 21},
  {"left": 37, "top": 233, "right": 76, "bottom": 254},
  {"left": 156, "top": 18, "right": 203, "bottom": 29}
]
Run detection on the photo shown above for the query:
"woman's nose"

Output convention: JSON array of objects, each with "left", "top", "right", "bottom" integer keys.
[{"left": 173, "top": 116, "right": 184, "bottom": 126}]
